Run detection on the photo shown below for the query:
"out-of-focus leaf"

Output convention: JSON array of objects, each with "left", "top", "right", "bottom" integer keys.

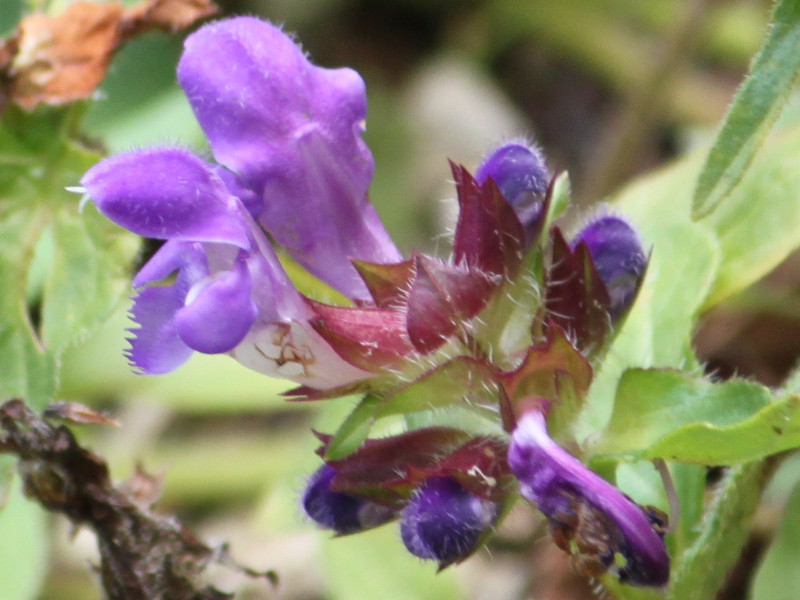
[
  {"left": 0, "top": 478, "right": 47, "bottom": 600},
  {"left": 645, "top": 223, "right": 719, "bottom": 365},
  {"left": 0, "top": 0, "right": 216, "bottom": 110},
  {"left": 0, "top": 106, "right": 139, "bottom": 407},
  {"left": 60, "top": 305, "right": 294, "bottom": 413},
  {"left": 614, "top": 121, "right": 800, "bottom": 311},
  {"left": 592, "top": 368, "right": 800, "bottom": 464},
  {"left": 751, "top": 478, "right": 800, "bottom": 600},
  {"left": 323, "top": 525, "right": 464, "bottom": 600},
  {"left": 693, "top": 0, "right": 800, "bottom": 218},
  {"left": 86, "top": 87, "right": 205, "bottom": 152}
]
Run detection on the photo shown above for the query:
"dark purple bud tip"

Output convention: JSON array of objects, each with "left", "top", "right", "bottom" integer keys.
[
  {"left": 571, "top": 216, "right": 647, "bottom": 323},
  {"left": 475, "top": 142, "right": 549, "bottom": 246},
  {"left": 508, "top": 411, "right": 669, "bottom": 587},
  {"left": 302, "top": 464, "right": 396, "bottom": 535},
  {"left": 400, "top": 476, "right": 500, "bottom": 567}
]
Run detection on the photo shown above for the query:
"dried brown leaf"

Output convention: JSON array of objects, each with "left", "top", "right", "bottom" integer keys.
[
  {"left": 122, "top": 0, "right": 219, "bottom": 37},
  {"left": 1, "top": 0, "right": 217, "bottom": 110}
]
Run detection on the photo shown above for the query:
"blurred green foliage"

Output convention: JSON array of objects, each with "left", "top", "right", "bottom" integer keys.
[{"left": 6, "top": 1, "right": 800, "bottom": 600}]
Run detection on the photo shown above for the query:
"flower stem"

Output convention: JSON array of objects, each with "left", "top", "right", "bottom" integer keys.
[{"left": 666, "top": 461, "right": 766, "bottom": 600}]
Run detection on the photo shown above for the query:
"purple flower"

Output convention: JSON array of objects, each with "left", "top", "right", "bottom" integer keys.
[
  {"left": 508, "top": 410, "right": 669, "bottom": 587},
  {"left": 80, "top": 18, "right": 403, "bottom": 387},
  {"left": 400, "top": 476, "right": 500, "bottom": 568},
  {"left": 177, "top": 17, "right": 401, "bottom": 299},
  {"left": 571, "top": 215, "right": 647, "bottom": 322},
  {"left": 303, "top": 464, "right": 397, "bottom": 535},
  {"left": 475, "top": 141, "right": 549, "bottom": 248}
]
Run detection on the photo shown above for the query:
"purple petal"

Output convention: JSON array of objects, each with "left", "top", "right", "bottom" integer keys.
[
  {"left": 475, "top": 141, "right": 549, "bottom": 247},
  {"left": 177, "top": 17, "right": 401, "bottom": 298},
  {"left": 175, "top": 254, "right": 257, "bottom": 353},
  {"left": 508, "top": 410, "right": 669, "bottom": 587},
  {"left": 213, "top": 166, "right": 262, "bottom": 218},
  {"left": 571, "top": 216, "right": 648, "bottom": 322},
  {"left": 81, "top": 147, "right": 250, "bottom": 248},
  {"left": 133, "top": 240, "right": 207, "bottom": 289},
  {"left": 401, "top": 476, "right": 499, "bottom": 567},
  {"left": 303, "top": 464, "right": 397, "bottom": 535},
  {"left": 127, "top": 275, "right": 199, "bottom": 375}
]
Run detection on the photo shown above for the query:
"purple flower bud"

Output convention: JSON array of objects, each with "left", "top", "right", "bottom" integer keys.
[
  {"left": 508, "top": 410, "right": 669, "bottom": 587},
  {"left": 400, "top": 477, "right": 500, "bottom": 567},
  {"left": 302, "top": 464, "right": 396, "bottom": 535},
  {"left": 571, "top": 216, "right": 647, "bottom": 322},
  {"left": 475, "top": 142, "right": 549, "bottom": 247}
]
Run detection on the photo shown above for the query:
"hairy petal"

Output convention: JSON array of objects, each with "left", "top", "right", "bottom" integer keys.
[
  {"left": 302, "top": 464, "right": 397, "bottom": 535},
  {"left": 475, "top": 141, "right": 549, "bottom": 248},
  {"left": 177, "top": 17, "right": 400, "bottom": 298},
  {"left": 571, "top": 215, "right": 648, "bottom": 323},
  {"left": 401, "top": 477, "right": 499, "bottom": 567},
  {"left": 126, "top": 252, "right": 206, "bottom": 374},
  {"left": 81, "top": 147, "right": 250, "bottom": 247}
]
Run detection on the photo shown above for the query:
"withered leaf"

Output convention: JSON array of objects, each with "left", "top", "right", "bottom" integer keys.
[{"left": 0, "top": 0, "right": 217, "bottom": 111}]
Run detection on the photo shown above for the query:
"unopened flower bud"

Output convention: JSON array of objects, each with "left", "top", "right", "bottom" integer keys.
[
  {"left": 508, "top": 410, "right": 669, "bottom": 587},
  {"left": 476, "top": 142, "right": 549, "bottom": 247},
  {"left": 571, "top": 215, "right": 647, "bottom": 322},
  {"left": 400, "top": 476, "right": 500, "bottom": 567},
  {"left": 302, "top": 464, "right": 396, "bottom": 535}
]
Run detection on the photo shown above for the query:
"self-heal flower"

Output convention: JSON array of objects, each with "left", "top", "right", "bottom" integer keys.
[
  {"left": 302, "top": 464, "right": 397, "bottom": 535},
  {"left": 508, "top": 410, "right": 669, "bottom": 587},
  {"left": 79, "top": 18, "right": 403, "bottom": 387},
  {"left": 400, "top": 476, "right": 501, "bottom": 568}
]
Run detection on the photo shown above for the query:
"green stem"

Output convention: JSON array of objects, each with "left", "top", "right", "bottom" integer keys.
[{"left": 666, "top": 461, "right": 766, "bottom": 600}]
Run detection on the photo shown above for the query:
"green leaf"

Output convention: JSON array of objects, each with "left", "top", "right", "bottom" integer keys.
[
  {"left": 692, "top": 0, "right": 800, "bottom": 218},
  {"left": 610, "top": 154, "right": 719, "bottom": 362},
  {"left": 645, "top": 222, "right": 720, "bottom": 366},
  {"left": 0, "top": 105, "right": 139, "bottom": 407},
  {"left": 702, "top": 123, "right": 800, "bottom": 306},
  {"left": 613, "top": 121, "right": 800, "bottom": 312},
  {"left": 0, "top": 180, "right": 58, "bottom": 406},
  {"left": 0, "top": 477, "right": 48, "bottom": 600},
  {"left": 751, "top": 477, "right": 800, "bottom": 600},
  {"left": 592, "top": 368, "right": 800, "bottom": 464}
]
